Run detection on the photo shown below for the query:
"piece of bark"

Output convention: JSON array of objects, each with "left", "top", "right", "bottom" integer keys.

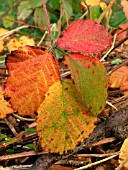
[{"left": 28, "top": 106, "right": 128, "bottom": 170}]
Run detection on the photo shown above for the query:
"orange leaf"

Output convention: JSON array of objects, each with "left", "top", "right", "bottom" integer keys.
[
  {"left": 5, "top": 46, "right": 60, "bottom": 116},
  {"left": 37, "top": 80, "right": 96, "bottom": 154},
  {"left": 0, "top": 87, "right": 13, "bottom": 119},
  {"left": 109, "top": 66, "right": 128, "bottom": 89}
]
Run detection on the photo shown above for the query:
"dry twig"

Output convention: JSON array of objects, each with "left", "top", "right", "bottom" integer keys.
[{"left": 74, "top": 153, "right": 119, "bottom": 170}]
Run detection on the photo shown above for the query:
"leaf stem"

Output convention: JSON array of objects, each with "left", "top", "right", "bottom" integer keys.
[{"left": 42, "top": 0, "right": 54, "bottom": 48}]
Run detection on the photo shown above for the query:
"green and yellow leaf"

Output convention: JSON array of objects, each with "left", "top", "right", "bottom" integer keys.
[
  {"left": 66, "top": 54, "right": 108, "bottom": 115},
  {"left": 37, "top": 80, "right": 96, "bottom": 154}
]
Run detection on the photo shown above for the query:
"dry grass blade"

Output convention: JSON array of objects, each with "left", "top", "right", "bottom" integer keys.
[{"left": 74, "top": 153, "right": 119, "bottom": 170}]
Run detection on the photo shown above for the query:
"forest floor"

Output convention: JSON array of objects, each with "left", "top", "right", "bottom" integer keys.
[{"left": 0, "top": 43, "right": 128, "bottom": 170}]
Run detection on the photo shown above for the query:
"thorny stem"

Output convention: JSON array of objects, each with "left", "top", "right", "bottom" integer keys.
[
  {"left": 97, "top": 0, "right": 116, "bottom": 23},
  {"left": 42, "top": 0, "right": 54, "bottom": 48}
]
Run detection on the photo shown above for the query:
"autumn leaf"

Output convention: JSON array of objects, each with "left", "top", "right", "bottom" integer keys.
[
  {"left": 7, "top": 36, "right": 35, "bottom": 52},
  {"left": 0, "top": 28, "right": 8, "bottom": 34},
  {"left": 6, "top": 38, "right": 20, "bottom": 52},
  {"left": 0, "top": 87, "right": 13, "bottom": 119},
  {"left": 121, "top": 0, "right": 128, "bottom": 19},
  {"left": 5, "top": 46, "right": 60, "bottom": 116},
  {"left": 0, "top": 28, "right": 9, "bottom": 53},
  {"left": 37, "top": 80, "right": 96, "bottom": 154},
  {"left": 119, "top": 138, "right": 128, "bottom": 169},
  {"left": 66, "top": 54, "right": 108, "bottom": 115},
  {"left": 57, "top": 19, "right": 112, "bottom": 54},
  {"left": 109, "top": 66, "right": 128, "bottom": 88},
  {"left": 86, "top": 0, "right": 101, "bottom": 6},
  {"left": 0, "top": 40, "right": 4, "bottom": 53}
]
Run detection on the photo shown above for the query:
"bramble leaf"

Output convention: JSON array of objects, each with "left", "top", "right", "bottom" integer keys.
[
  {"left": 37, "top": 80, "right": 96, "bottom": 154},
  {"left": 5, "top": 46, "right": 60, "bottom": 116},
  {"left": 66, "top": 54, "right": 108, "bottom": 115},
  {"left": 0, "top": 87, "right": 13, "bottom": 119},
  {"left": 57, "top": 19, "right": 112, "bottom": 53}
]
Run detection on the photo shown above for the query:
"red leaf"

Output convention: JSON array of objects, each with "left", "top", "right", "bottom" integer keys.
[
  {"left": 57, "top": 19, "right": 112, "bottom": 53},
  {"left": 5, "top": 46, "right": 60, "bottom": 116}
]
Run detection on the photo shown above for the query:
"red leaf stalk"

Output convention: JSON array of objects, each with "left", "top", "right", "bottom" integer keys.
[{"left": 42, "top": 0, "right": 53, "bottom": 47}]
